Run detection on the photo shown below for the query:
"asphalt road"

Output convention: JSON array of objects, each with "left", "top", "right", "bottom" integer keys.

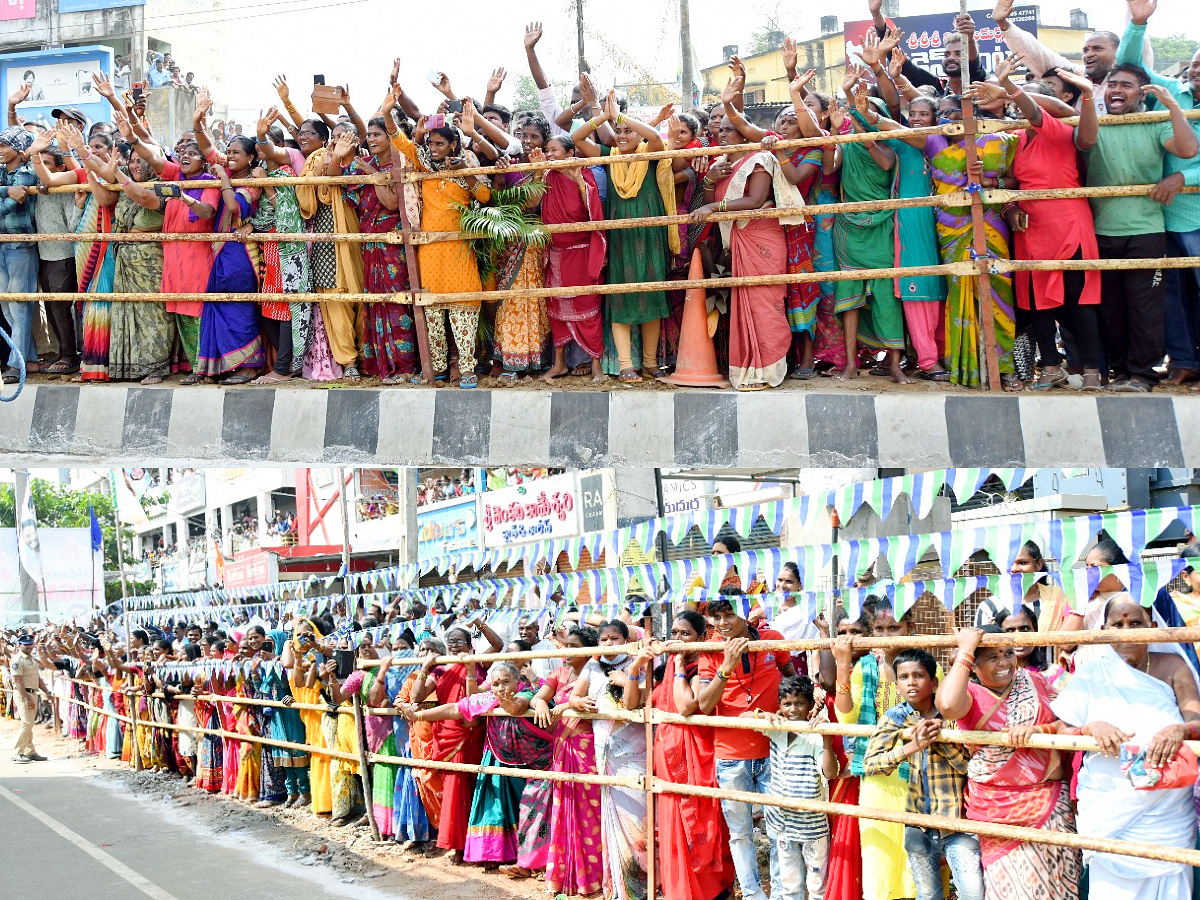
[{"left": 0, "top": 740, "right": 411, "bottom": 900}]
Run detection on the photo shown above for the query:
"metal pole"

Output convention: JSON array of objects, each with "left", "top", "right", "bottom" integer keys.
[
  {"left": 643, "top": 673, "right": 656, "bottom": 899},
  {"left": 576, "top": 0, "right": 586, "bottom": 74},
  {"left": 109, "top": 470, "right": 129, "bottom": 601},
  {"left": 653, "top": 468, "right": 671, "bottom": 640},
  {"left": 339, "top": 468, "right": 353, "bottom": 580},
  {"left": 680, "top": 0, "right": 694, "bottom": 108}
]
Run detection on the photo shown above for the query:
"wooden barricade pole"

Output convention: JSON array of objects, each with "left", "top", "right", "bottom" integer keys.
[
  {"left": 127, "top": 688, "right": 142, "bottom": 772},
  {"left": 643, "top": 675, "right": 656, "bottom": 898},
  {"left": 395, "top": 159, "right": 436, "bottom": 384},
  {"left": 957, "top": 0, "right": 1002, "bottom": 391},
  {"left": 352, "top": 694, "right": 382, "bottom": 842}
]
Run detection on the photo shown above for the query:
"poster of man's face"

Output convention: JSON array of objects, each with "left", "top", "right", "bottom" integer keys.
[{"left": 9, "top": 60, "right": 100, "bottom": 106}]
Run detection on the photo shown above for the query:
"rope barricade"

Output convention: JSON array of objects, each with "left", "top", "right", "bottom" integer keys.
[{"left": 8, "top": 623, "right": 1200, "bottom": 873}]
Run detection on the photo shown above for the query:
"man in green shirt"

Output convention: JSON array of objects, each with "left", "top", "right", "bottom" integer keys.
[
  {"left": 1116, "top": 0, "right": 1200, "bottom": 385},
  {"left": 1077, "top": 64, "right": 1198, "bottom": 391}
]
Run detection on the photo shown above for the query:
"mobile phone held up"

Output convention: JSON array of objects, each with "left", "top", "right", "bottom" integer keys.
[
  {"left": 152, "top": 183, "right": 182, "bottom": 199},
  {"left": 335, "top": 649, "right": 355, "bottom": 680},
  {"left": 131, "top": 82, "right": 144, "bottom": 102},
  {"left": 445, "top": 100, "right": 463, "bottom": 114},
  {"left": 424, "top": 114, "right": 445, "bottom": 130}
]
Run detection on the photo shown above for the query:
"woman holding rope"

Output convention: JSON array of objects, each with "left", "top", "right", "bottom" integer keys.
[
  {"left": 529, "top": 623, "right": 605, "bottom": 895},
  {"left": 624, "top": 610, "right": 736, "bottom": 900},
  {"left": 937, "top": 625, "right": 1081, "bottom": 900}
]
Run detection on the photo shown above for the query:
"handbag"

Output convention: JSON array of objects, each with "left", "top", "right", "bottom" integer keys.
[{"left": 1119, "top": 742, "right": 1199, "bottom": 791}]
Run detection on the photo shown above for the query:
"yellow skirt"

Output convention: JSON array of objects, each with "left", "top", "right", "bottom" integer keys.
[{"left": 859, "top": 771, "right": 916, "bottom": 900}]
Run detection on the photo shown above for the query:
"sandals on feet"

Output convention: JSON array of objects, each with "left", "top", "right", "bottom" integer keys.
[
  {"left": 1031, "top": 368, "right": 1068, "bottom": 392},
  {"left": 44, "top": 359, "right": 80, "bottom": 375},
  {"left": 179, "top": 373, "right": 202, "bottom": 386},
  {"left": 342, "top": 365, "right": 362, "bottom": 383},
  {"left": 618, "top": 369, "right": 642, "bottom": 383},
  {"left": 220, "top": 373, "right": 254, "bottom": 386},
  {"left": 915, "top": 368, "right": 951, "bottom": 382},
  {"left": 459, "top": 375, "right": 478, "bottom": 389},
  {"left": 788, "top": 366, "right": 816, "bottom": 381}
]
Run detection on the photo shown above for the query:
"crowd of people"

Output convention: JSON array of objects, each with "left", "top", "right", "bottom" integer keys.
[
  {"left": 417, "top": 471, "right": 479, "bottom": 507},
  {"left": 6, "top": 534, "right": 1200, "bottom": 900},
  {"left": 0, "top": 1, "right": 1196, "bottom": 391}
]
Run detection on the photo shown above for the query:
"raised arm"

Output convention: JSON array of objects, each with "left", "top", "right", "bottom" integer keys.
[
  {"left": 935, "top": 628, "right": 982, "bottom": 721},
  {"left": 1149, "top": 84, "right": 1199, "bottom": 159},
  {"left": 256, "top": 109, "right": 293, "bottom": 167},
  {"left": 273, "top": 74, "right": 306, "bottom": 129},
  {"left": 7, "top": 81, "right": 29, "bottom": 126},
  {"left": 483, "top": 67, "right": 506, "bottom": 107},
  {"left": 524, "top": 21, "right": 551, "bottom": 90},
  {"left": 340, "top": 84, "right": 368, "bottom": 140},
  {"left": 1116, "top": 3, "right": 1175, "bottom": 91},
  {"left": 90, "top": 71, "right": 125, "bottom": 115},
  {"left": 993, "top": 0, "right": 1072, "bottom": 78}
]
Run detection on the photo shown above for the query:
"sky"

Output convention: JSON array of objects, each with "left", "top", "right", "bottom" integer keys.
[{"left": 182, "top": 0, "right": 1194, "bottom": 124}]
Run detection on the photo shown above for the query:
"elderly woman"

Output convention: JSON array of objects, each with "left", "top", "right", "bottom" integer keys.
[
  {"left": 1051, "top": 595, "right": 1200, "bottom": 900},
  {"left": 937, "top": 625, "right": 1080, "bottom": 900},
  {"left": 402, "top": 660, "right": 552, "bottom": 868}
]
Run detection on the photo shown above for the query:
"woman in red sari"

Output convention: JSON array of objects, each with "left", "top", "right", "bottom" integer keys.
[
  {"left": 530, "top": 624, "right": 605, "bottom": 895},
  {"left": 625, "top": 610, "right": 735, "bottom": 900},
  {"left": 135, "top": 139, "right": 220, "bottom": 382},
  {"left": 409, "top": 623, "right": 502, "bottom": 862},
  {"left": 534, "top": 136, "right": 607, "bottom": 383},
  {"left": 691, "top": 98, "right": 799, "bottom": 391}
]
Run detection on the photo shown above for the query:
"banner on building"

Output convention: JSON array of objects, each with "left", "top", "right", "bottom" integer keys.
[
  {"left": 481, "top": 473, "right": 583, "bottom": 549},
  {"left": 0, "top": 528, "right": 101, "bottom": 620},
  {"left": 843, "top": 6, "right": 1037, "bottom": 80},
  {"left": 417, "top": 495, "right": 481, "bottom": 558}
]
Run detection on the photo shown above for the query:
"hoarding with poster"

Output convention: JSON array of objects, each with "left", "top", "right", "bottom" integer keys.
[
  {"left": 1, "top": 45, "right": 113, "bottom": 130},
  {"left": 417, "top": 495, "right": 481, "bottom": 558},
  {"left": 1, "top": 0, "right": 36, "bottom": 21},
  {"left": 222, "top": 548, "right": 279, "bottom": 588},
  {"left": 843, "top": 6, "right": 1037, "bottom": 82},
  {"left": 481, "top": 472, "right": 582, "bottom": 548},
  {"left": 0, "top": 528, "right": 102, "bottom": 621}
]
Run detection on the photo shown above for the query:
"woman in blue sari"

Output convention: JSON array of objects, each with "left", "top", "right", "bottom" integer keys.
[
  {"left": 365, "top": 647, "right": 432, "bottom": 843},
  {"left": 198, "top": 138, "right": 266, "bottom": 383},
  {"left": 254, "top": 632, "right": 310, "bottom": 807}
]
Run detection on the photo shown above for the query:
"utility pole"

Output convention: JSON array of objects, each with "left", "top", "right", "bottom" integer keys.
[
  {"left": 108, "top": 470, "right": 129, "bottom": 601},
  {"left": 338, "top": 468, "right": 353, "bottom": 579},
  {"left": 680, "top": 0, "right": 694, "bottom": 109},
  {"left": 576, "top": 0, "right": 586, "bottom": 74}
]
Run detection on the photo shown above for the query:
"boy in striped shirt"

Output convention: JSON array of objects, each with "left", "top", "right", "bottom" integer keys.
[{"left": 747, "top": 675, "right": 837, "bottom": 900}]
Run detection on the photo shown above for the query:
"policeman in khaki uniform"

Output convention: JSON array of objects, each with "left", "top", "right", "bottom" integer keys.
[{"left": 10, "top": 633, "right": 48, "bottom": 763}]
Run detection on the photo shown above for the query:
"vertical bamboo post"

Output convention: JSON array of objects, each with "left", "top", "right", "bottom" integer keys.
[
  {"left": 352, "top": 693, "right": 382, "bottom": 841},
  {"left": 643, "top": 668, "right": 656, "bottom": 899},
  {"left": 127, "top": 687, "right": 142, "bottom": 772},
  {"left": 957, "top": 0, "right": 1002, "bottom": 391},
  {"left": 395, "top": 161, "right": 436, "bottom": 384}
]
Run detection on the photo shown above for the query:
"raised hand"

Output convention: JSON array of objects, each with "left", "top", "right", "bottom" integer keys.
[
  {"left": 728, "top": 55, "right": 746, "bottom": 81},
  {"left": 995, "top": 50, "right": 1024, "bottom": 85},
  {"left": 524, "top": 21, "right": 543, "bottom": 50},
  {"left": 272, "top": 74, "right": 290, "bottom": 102},
  {"left": 964, "top": 81, "right": 1008, "bottom": 105},
  {"left": 1127, "top": 0, "right": 1157, "bottom": 26},
  {"left": 390, "top": 57, "right": 401, "bottom": 86},
  {"left": 59, "top": 122, "right": 86, "bottom": 153},
  {"left": 340, "top": 83, "right": 352, "bottom": 109},
  {"left": 460, "top": 97, "right": 479, "bottom": 136},
  {"left": 842, "top": 62, "right": 865, "bottom": 96},
  {"left": 860, "top": 28, "right": 883, "bottom": 68},
  {"left": 666, "top": 113, "right": 683, "bottom": 147},
  {"left": 112, "top": 110, "right": 134, "bottom": 141},
  {"left": 1054, "top": 66, "right": 1094, "bottom": 98},
  {"left": 992, "top": 0, "right": 1015, "bottom": 27},
  {"left": 868, "top": 0, "right": 883, "bottom": 16},
  {"left": 579, "top": 72, "right": 598, "bottom": 106},
  {"left": 880, "top": 26, "right": 904, "bottom": 55},
  {"left": 890, "top": 47, "right": 908, "bottom": 80},
  {"left": 256, "top": 108, "right": 273, "bottom": 139},
  {"left": 486, "top": 67, "right": 507, "bottom": 94},
  {"left": 91, "top": 70, "right": 115, "bottom": 100},
  {"left": 432, "top": 72, "right": 453, "bottom": 97},
  {"left": 7, "top": 81, "right": 30, "bottom": 106},
  {"left": 854, "top": 81, "right": 877, "bottom": 120},
  {"left": 721, "top": 77, "right": 741, "bottom": 105},
  {"left": 781, "top": 36, "right": 798, "bottom": 73},
  {"left": 1142, "top": 83, "right": 1179, "bottom": 109},
  {"left": 789, "top": 68, "right": 817, "bottom": 96}
]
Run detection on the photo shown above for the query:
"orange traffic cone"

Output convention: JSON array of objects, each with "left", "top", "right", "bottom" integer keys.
[{"left": 667, "top": 249, "right": 729, "bottom": 388}]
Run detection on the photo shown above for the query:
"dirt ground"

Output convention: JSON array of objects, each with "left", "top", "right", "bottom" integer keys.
[{"left": 8, "top": 719, "right": 544, "bottom": 900}]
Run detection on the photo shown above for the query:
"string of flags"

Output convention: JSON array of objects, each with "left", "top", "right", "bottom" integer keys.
[
  {"left": 114, "top": 501, "right": 1200, "bottom": 633},
  {"left": 120, "top": 467, "right": 1052, "bottom": 611}
]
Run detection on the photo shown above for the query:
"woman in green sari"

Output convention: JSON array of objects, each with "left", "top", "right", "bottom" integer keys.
[
  {"left": 833, "top": 83, "right": 906, "bottom": 383},
  {"left": 88, "top": 152, "right": 174, "bottom": 382},
  {"left": 574, "top": 91, "right": 678, "bottom": 381}
]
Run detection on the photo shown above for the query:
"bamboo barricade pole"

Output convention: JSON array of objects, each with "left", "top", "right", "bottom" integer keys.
[
  {"left": 643, "top": 674, "right": 656, "bottom": 900},
  {"left": 352, "top": 693, "right": 382, "bottom": 841},
  {"left": 395, "top": 158, "right": 436, "bottom": 385},
  {"left": 127, "top": 686, "right": 142, "bottom": 772},
  {"left": 17, "top": 254, "right": 1192, "bottom": 308},
  {"left": 956, "top": 0, "right": 1001, "bottom": 392},
  {"left": 50, "top": 676, "right": 1200, "bottom": 869},
  {"left": 658, "top": 780, "right": 1200, "bottom": 867}
]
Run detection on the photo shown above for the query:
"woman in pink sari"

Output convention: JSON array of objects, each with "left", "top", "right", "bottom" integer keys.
[
  {"left": 530, "top": 624, "right": 604, "bottom": 895},
  {"left": 691, "top": 108, "right": 800, "bottom": 390},
  {"left": 535, "top": 136, "right": 607, "bottom": 383}
]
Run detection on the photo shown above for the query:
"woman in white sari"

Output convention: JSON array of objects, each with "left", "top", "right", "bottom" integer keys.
[{"left": 1051, "top": 594, "right": 1200, "bottom": 900}]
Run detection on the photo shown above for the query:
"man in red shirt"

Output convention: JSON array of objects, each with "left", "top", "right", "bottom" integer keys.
[{"left": 697, "top": 589, "right": 795, "bottom": 900}]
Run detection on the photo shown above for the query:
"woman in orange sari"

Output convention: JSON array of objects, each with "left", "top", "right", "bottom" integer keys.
[
  {"left": 402, "top": 637, "right": 445, "bottom": 832},
  {"left": 283, "top": 620, "right": 333, "bottom": 815},
  {"left": 691, "top": 98, "right": 800, "bottom": 391},
  {"left": 625, "top": 610, "right": 735, "bottom": 900}
]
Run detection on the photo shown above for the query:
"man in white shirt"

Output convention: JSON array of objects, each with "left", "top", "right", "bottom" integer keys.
[{"left": 517, "top": 615, "right": 561, "bottom": 681}]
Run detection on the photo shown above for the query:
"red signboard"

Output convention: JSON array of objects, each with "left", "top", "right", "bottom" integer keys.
[
  {"left": 1, "top": 0, "right": 36, "bottom": 21},
  {"left": 223, "top": 548, "right": 278, "bottom": 588}
]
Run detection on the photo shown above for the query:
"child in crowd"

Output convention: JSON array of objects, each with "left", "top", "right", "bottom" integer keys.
[
  {"left": 745, "top": 675, "right": 837, "bottom": 900},
  {"left": 863, "top": 649, "right": 983, "bottom": 900}
]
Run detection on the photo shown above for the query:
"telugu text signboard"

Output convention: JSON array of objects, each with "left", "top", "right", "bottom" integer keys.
[
  {"left": 481, "top": 473, "right": 582, "bottom": 548},
  {"left": 844, "top": 6, "right": 1037, "bottom": 81}
]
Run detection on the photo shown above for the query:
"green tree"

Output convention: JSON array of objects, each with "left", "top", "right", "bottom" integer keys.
[
  {"left": 512, "top": 74, "right": 542, "bottom": 113},
  {"left": 1149, "top": 34, "right": 1199, "bottom": 73}
]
